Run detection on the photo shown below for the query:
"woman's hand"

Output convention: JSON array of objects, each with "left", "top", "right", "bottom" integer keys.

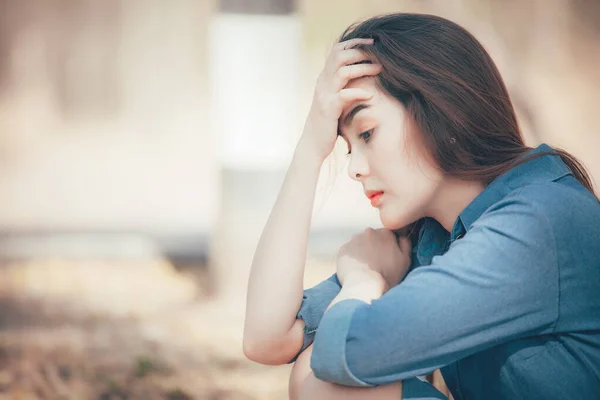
[
  {"left": 298, "top": 38, "right": 381, "bottom": 162},
  {"left": 336, "top": 228, "right": 412, "bottom": 290}
]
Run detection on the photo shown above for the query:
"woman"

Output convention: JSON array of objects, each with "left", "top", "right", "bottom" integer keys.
[{"left": 243, "top": 13, "right": 600, "bottom": 400}]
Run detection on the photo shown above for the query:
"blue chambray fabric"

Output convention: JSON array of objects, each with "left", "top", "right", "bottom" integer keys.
[
  {"left": 287, "top": 273, "right": 341, "bottom": 363},
  {"left": 402, "top": 377, "right": 449, "bottom": 400},
  {"left": 290, "top": 144, "right": 600, "bottom": 399}
]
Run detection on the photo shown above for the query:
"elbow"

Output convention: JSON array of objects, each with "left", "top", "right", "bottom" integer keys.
[
  {"left": 308, "top": 344, "right": 335, "bottom": 383},
  {"left": 242, "top": 336, "right": 275, "bottom": 365},
  {"left": 243, "top": 318, "right": 305, "bottom": 365},
  {"left": 309, "top": 350, "right": 336, "bottom": 383},
  {"left": 242, "top": 324, "right": 272, "bottom": 364},
  {"left": 310, "top": 340, "right": 373, "bottom": 387},
  {"left": 242, "top": 339, "right": 262, "bottom": 363},
  {"left": 242, "top": 336, "right": 258, "bottom": 362},
  {"left": 308, "top": 331, "right": 345, "bottom": 384},
  {"left": 242, "top": 336, "right": 296, "bottom": 366}
]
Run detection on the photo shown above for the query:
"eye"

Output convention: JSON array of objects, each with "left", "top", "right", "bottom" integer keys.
[
  {"left": 346, "top": 129, "right": 374, "bottom": 156},
  {"left": 359, "top": 129, "right": 373, "bottom": 142}
]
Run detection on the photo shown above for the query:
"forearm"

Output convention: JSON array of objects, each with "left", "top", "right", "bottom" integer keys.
[
  {"left": 244, "top": 140, "right": 324, "bottom": 353},
  {"left": 290, "top": 273, "right": 397, "bottom": 400},
  {"left": 308, "top": 270, "right": 394, "bottom": 385}
]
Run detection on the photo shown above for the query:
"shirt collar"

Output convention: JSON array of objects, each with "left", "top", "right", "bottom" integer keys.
[{"left": 450, "top": 143, "right": 572, "bottom": 240}]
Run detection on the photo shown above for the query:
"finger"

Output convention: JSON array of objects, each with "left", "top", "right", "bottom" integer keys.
[
  {"left": 332, "top": 48, "right": 374, "bottom": 70},
  {"left": 336, "top": 38, "right": 375, "bottom": 51},
  {"left": 338, "top": 88, "right": 373, "bottom": 104},
  {"left": 334, "top": 63, "right": 382, "bottom": 91},
  {"left": 397, "top": 235, "right": 412, "bottom": 254},
  {"left": 392, "top": 227, "right": 409, "bottom": 237},
  {"left": 333, "top": 87, "right": 374, "bottom": 124},
  {"left": 375, "top": 228, "right": 396, "bottom": 239}
]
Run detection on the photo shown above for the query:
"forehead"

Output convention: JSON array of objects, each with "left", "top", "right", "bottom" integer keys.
[{"left": 340, "top": 77, "right": 381, "bottom": 127}]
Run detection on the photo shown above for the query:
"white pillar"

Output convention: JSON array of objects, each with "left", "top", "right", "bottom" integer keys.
[{"left": 208, "top": 0, "right": 301, "bottom": 304}]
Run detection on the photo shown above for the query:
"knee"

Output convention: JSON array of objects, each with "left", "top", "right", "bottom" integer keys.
[
  {"left": 290, "top": 366, "right": 321, "bottom": 400},
  {"left": 289, "top": 345, "right": 314, "bottom": 400},
  {"left": 297, "top": 375, "right": 341, "bottom": 400},
  {"left": 288, "top": 368, "right": 304, "bottom": 400},
  {"left": 297, "top": 376, "right": 319, "bottom": 400}
]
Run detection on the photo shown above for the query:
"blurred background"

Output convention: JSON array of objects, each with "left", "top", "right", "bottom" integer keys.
[{"left": 0, "top": 0, "right": 598, "bottom": 398}]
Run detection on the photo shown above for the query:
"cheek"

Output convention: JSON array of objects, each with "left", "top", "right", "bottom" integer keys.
[
  {"left": 378, "top": 167, "right": 440, "bottom": 228},
  {"left": 382, "top": 160, "right": 424, "bottom": 195}
]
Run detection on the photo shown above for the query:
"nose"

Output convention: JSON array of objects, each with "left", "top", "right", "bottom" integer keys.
[{"left": 347, "top": 150, "right": 369, "bottom": 181}]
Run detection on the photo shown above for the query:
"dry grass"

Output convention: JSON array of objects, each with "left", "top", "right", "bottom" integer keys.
[{"left": 0, "top": 257, "right": 320, "bottom": 399}]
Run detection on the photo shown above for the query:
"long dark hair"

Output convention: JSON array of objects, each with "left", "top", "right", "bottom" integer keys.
[{"left": 337, "top": 13, "right": 595, "bottom": 197}]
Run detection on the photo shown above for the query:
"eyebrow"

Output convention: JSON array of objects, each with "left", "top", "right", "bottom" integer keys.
[{"left": 338, "top": 104, "right": 371, "bottom": 136}]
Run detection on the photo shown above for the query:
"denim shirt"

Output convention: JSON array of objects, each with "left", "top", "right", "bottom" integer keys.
[{"left": 290, "top": 144, "right": 600, "bottom": 399}]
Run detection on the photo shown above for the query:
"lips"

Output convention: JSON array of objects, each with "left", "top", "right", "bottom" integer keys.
[{"left": 365, "top": 190, "right": 384, "bottom": 207}]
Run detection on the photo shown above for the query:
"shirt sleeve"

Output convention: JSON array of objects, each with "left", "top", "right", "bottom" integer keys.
[
  {"left": 286, "top": 273, "right": 342, "bottom": 363},
  {"left": 309, "top": 191, "right": 560, "bottom": 386}
]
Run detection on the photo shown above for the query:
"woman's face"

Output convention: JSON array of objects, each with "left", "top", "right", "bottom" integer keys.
[{"left": 339, "top": 76, "right": 444, "bottom": 230}]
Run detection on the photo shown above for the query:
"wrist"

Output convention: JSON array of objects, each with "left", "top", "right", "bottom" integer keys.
[
  {"left": 327, "top": 273, "right": 386, "bottom": 310},
  {"left": 343, "top": 270, "right": 389, "bottom": 295}
]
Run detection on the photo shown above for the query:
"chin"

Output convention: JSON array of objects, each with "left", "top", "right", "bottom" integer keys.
[
  {"left": 379, "top": 207, "right": 420, "bottom": 230},
  {"left": 379, "top": 212, "right": 408, "bottom": 230}
]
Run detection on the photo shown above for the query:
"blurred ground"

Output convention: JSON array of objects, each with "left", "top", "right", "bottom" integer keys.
[{"left": 0, "top": 257, "right": 331, "bottom": 400}]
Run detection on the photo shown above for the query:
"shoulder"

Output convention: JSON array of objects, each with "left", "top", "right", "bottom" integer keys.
[
  {"left": 466, "top": 180, "right": 600, "bottom": 269},
  {"left": 499, "top": 180, "right": 600, "bottom": 235},
  {"left": 454, "top": 186, "right": 559, "bottom": 273},
  {"left": 478, "top": 179, "right": 597, "bottom": 228},
  {"left": 472, "top": 185, "right": 553, "bottom": 239}
]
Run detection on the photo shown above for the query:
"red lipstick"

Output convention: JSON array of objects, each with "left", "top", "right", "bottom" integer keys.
[{"left": 365, "top": 190, "right": 384, "bottom": 207}]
